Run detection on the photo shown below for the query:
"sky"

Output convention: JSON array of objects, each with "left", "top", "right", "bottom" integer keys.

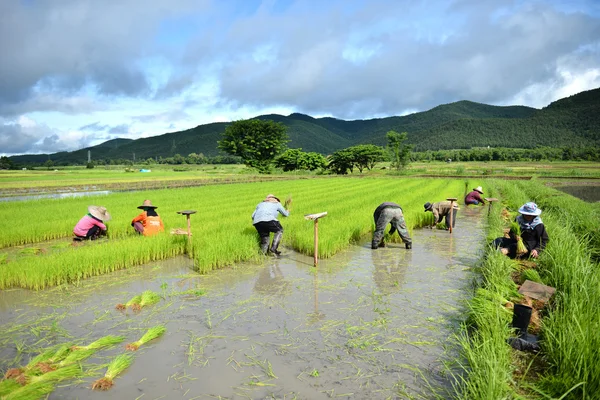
[{"left": 1, "top": 0, "right": 600, "bottom": 156}]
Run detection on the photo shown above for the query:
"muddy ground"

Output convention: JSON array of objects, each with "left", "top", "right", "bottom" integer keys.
[{"left": 0, "top": 206, "right": 487, "bottom": 399}]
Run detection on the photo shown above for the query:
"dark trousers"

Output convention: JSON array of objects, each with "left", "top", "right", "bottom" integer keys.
[
  {"left": 254, "top": 221, "right": 284, "bottom": 237},
  {"left": 373, "top": 207, "right": 412, "bottom": 245},
  {"left": 75, "top": 226, "right": 105, "bottom": 241}
]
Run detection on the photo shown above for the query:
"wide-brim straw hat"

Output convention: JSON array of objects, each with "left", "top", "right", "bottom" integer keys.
[
  {"left": 423, "top": 202, "right": 433, "bottom": 212},
  {"left": 474, "top": 186, "right": 484, "bottom": 194},
  {"left": 88, "top": 205, "right": 111, "bottom": 221},
  {"left": 518, "top": 202, "right": 542, "bottom": 216},
  {"left": 137, "top": 199, "right": 158, "bottom": 209},
  {"left": 265, "top": 194, "right": 281, "bottom": 202}
]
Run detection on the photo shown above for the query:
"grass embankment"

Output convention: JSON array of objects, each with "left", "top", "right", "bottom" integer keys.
[
  {"left": 454, "top": 179, "right": 600, "bottom": 399},
  {"left": 0, "top": 177, "right": 470, "bottom": 289}
]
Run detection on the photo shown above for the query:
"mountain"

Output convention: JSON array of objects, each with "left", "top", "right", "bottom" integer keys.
[{"left": 10, "top": 87, "right": 600, "bottom": 164}]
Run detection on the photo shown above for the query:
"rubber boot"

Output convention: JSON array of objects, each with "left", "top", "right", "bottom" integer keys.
[
  {"left": 371, "top": 240, "right": 378, "bottom": 250},
  {"left": 260, "top": 236, "right": 270, "bottom": 254},
  {"left": 512, "top": 304, "right": 532, "bottom": 338},
  {"left": 405, "top": 242, "right": 412, "bottom": 249},
  {"left": 270, "top": 232, "right": 283, "bottom": 255}
]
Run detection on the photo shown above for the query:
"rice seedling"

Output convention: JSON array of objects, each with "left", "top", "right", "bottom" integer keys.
[
  {"left": 35, "top": 344, "right": 73, "bottom": 373},
  {"left": 57, "top": 349, "right": 96, "bottom": 367},
  {"left": 1, "top": 381, "right": 54, "bottom": 400},
  {"left": 131, "top": 290, "right": 161, "bottom": 312},
  {"left": 3, "top": 349, "right": 55, "bottom": 379},
  {"left": 0, "top": 379, "right": 20, "bottom": 396},
  {"left": 520, "top": 268, "right": 542, "bottom": 284},
  {"left": 91, "top": 353, "right": 134, "bottom": 390},
  {"left": 125, "top": 325, "right": 166, "bottom": 351},
  {"left": 509, "top": 222, "right": 528, "bottom": 255},
  {"left": 116, "top": 294, "right": 142, "bottom": 311},
  {"left": 14, "top": 364, "right": 82, "bottom": 386},
  {"left": 71, "top": 335, "right": 125, "bottom": 351}
]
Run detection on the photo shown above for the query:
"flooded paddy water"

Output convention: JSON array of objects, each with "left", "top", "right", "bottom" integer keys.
[{"left": 0, "top": 207, "right": 487, "bottom": 399}]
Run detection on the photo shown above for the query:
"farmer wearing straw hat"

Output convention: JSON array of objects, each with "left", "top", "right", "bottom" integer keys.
[
  {"left": 252, "top": 194, "right": 290, "bottom": 255},
  {"left": 131, "top": 200, "right": 164, "bottom": 236},
  {"left": 423, "top": 201, "right": 458, "bottom": 230},
  {"left": 465, "top": 186, "right": 485, "bottom": 205},
  {"left": 493, "top": 202, "right": 549, "bottom": 259},
  {"left": 371, "top": 202, "right": 412, "bottom": 250},
  {"left": 73, "top": 206, "right": 110, "bottom": 240}
]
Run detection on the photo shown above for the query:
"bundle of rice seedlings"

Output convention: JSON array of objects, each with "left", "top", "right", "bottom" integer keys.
[
  {"left": 15, "top": 364, "right": 82, "bottom": 386},
  {"left": 4, "top": 349, "right": 55, "bottom": 379},
  {"left": 36, "top": 344, "right": 73, "bottom": 373},
  {"left": 91, "top": 353, "right": 134, "bottom": 390},
  {"left": 71, "top": 335, "right": 125, "bottom": 351},
  {"left": 0, "top": 379, "right": 20, "bottom": 396},
  {"left": 521, "top": 268, "right": 543, "bottom": 284},
  {"left": 57, "top": 349, "right": 96, "bottom": 368},
  {"left": 116, "top": 294, "right": 142, "bottom": 311},
  {"left": 2, "top": 381, "right": 54, "bottom": 400},
  {"left": 125, "top": 325, "right": 166, "bottom": 351},
  {"left": 133, "top": 290, "right": 161, "bottom": 312},
  {"left": 509, "top": 222, "right": 528, "bottom": 255},
  {"left": 284, "top": 194, "right": 292, "bottom": 210}
]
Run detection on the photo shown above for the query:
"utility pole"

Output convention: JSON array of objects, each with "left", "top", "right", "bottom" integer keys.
[
  {"left": 133, "top": 152, "right": 136, "bottom": 162},
  {"left": 87, "top": 151, "right": 91, "bottom": 163}
]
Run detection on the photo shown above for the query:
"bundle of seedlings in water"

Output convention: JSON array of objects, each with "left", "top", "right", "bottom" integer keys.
[
  {"left": 116, "top": 294, "right": 142, "bottom": 311},
  {"left": 35, "top": 344, "right": 73, "bottom": 373},
  {"left": 509, "top": 222, "right": 528, "bottom": 255},
  {"left": 1, "top": 381, "right": 54, "bottom": 400},
  {"left": 3, "top": 349, "right": 55, "bottom": 380},
  {"left": 125, "top": 325, "right": 166, "bottom": 351},
  {"left": 71, "top": 335, "right": 125, "bottom": 352},
  {"left": 14, "top": 364, "right": 82, "bottom": 386},
  {"left": 0, "top": 379, "right": 20, "bottom": 396},
  {"left": 132, "top": 290, "right": 162, "bottom": 312},
  {"left": 91, "top": 353, "right": 134, "bottom": 390},
  {"left": 56, "top": 349, "right": 96, "bottom": 368}
]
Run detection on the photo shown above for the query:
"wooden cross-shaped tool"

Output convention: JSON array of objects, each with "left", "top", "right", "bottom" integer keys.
[
  {"left": 304, "top": 212, "right": 327, "bottom": 267},
  {"left": 176, "top": 210, "right": 197, "bottom": 240}
]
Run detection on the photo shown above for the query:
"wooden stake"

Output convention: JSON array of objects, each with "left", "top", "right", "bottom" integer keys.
[
  {"left": 446, "top": 198, "right": 457, "bottom": 234},
  {"left": 485, "top": 198, "right": 498, "bottom": 217},
  {"left": 304, "top": 212, "right": 327, "bottom": 268}
]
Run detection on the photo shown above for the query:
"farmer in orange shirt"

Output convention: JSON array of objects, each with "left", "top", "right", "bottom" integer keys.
[{"left": 131, "top": 200, "right": 164, "bottom": 236}]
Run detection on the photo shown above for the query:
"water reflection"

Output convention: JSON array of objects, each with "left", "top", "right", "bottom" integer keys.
[
  {"left": 0, "top": 190, "right": 111, "bottom": 202},
  {"left": 308, "top": 270, "right": 325, "bottom": 323},
  {"left": 555, "top": 185, "right": 600, "bottom": 203},
  {"left": 370, "top": 246, "right": 409, "bottom": 295},
  {"left": 253, "top": 262, "right": 291, "bottom": 298}
]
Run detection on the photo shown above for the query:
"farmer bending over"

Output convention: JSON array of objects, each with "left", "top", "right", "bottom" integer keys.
[
  {"left": 73, "top": 205, "right": 110, "bottom": 240},
  {"left": 131, "top": 200, "right": 164, "bottom": 236},
  {"left": 252, "top": 194, "right": 290, "bottom": 255},
  {"left": 423, "top": 201, "right": 458, "bottom": 230},
  {"left": 465, "top": 186, "right": 485, "bottom": 205},
  {"left": 493, "top": 202, "right": 549, "bottom": 259},
  {"left": 372, "top": 202, "right": 412, "bottom": 249}
]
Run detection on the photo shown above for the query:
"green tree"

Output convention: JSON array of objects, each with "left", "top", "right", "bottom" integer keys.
[
  {"left": 218, "top": 119, "right": 288, "bottom": 174},
  {"left": 349, "top": 144, "right": 386, "bottom": 172},
  {"left": 327, "top": 148, "right": 355, "bottom": 175},
  {"left": 44, "top": 159, "right": 54, "bottom": 170},
  {"left": 0, "top": 156, "right": 14, "bottom": 170},
  {"left": 386, "top": 131, "right": 413, "bottom": 170}
]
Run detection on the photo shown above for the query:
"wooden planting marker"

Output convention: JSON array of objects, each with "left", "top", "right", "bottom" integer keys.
[
  {"left": 304, "top": 212, "right": 327, "bottom": 267},
  {"left": 176, "top": 210, "right": 197, "bottom": 240},
  {"left": 485, "top": 197, "right": 498, "bottom": 216},
  {"left": 446, "top": 198, "right": 458, "bottom": 234}
]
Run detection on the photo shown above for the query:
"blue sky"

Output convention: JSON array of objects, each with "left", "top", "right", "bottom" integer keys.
[{"left": 1, "top": 0, "right": 599, "bottom": 155}]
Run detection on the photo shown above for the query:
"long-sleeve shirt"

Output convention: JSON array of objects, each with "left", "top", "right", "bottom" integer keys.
[
  {"left": 465, "top": 191, "right": 485, "bottom": 204},
  {"left": 252, "top": 201, "right": 289, "bottom": 224},
  {"left": 430, "top": 201, "right": 457, "bottom": 224},
  {"left": 132, "top": 211, "right": 165, "bottom": 236},
  {"left": 520, "top": 223, "right": 549, "bottom": 253},
  {"left": 374, "top": 202, "right": 402, "bottom": 222},
  {"left": 74, "top": 215, "right": 106, "bottom": 236}
]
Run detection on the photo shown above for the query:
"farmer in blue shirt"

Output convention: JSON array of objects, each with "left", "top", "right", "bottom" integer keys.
[{"left": 252, "top": 194, "right": 290, "bottom": 255}]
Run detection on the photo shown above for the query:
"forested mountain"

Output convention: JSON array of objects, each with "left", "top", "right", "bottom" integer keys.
[{"left": 10, "top": 87, "right": 600, "bottom": 165}]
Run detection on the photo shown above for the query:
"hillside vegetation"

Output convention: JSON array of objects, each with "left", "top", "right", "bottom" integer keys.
[{"left": 10, "top": 87, "right": 600, "bottom": 165}]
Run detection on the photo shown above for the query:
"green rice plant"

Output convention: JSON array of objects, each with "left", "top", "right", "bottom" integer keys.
[
  {"left": 135, "top": 290, "right": 161, "bottom": 311},
  {"left": 0, "top": 379, "right": 20, "bottom": 396},
  {"left": 57, "top": 349, "right": 96, "bottom": 368},
  {"left": 116, "top": 294, "right": 142, "bottom": 311},
  {"left": 71, "top": 335, "right": 125, "bottom": 351},
  {"left": 92, "top": 353, "right": 134, "bottom": 390},
  {"left": 125, "top": 325, "right": 166, "bottom": 351},
  {"left": 520, "top": 268, "right": 542, "bottom": 284},
  {"left": 3, "top": 349, "right": 55, "bottom": 379},
  {"left": 1, "top": 381, "right": 54, "bottom": 400},
  {"left": 14, "top": 364, "right": 82, "bottom": 386},
  {"left": 35, "top": 344, "right": 73, "bottom": 373},
  {"left": 509, "top": 222, "right": 528, "bottom": 255}
]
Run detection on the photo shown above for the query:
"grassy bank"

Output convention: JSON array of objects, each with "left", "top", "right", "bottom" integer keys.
[{"left": 453, "top": 179, "right": 600, "bottom": 399}]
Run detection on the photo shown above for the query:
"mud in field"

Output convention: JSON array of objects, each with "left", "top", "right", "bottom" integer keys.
[{"left": 0, "top": 206, "right": 487, "bottom": 399}]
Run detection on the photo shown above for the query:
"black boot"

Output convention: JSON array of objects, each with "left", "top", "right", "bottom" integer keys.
[
  {"left": 405, "top": 242, "right": 412, "bottom": 249},
  {"left": 270, "top": 232, "right": 283, "bottom": 255},
  {"left": 260, "top": 236, "right": 270, "bottom": 254},
  {"left": 371, "top": 240, "right": 378, "bottom": 250}
]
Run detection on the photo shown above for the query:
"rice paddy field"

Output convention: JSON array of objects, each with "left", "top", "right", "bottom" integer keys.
[{"left": 1, "top": 167, "right": 599, "bottom": 399}]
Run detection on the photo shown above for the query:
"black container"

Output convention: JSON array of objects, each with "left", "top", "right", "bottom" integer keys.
[{"left": 512, "top": 304, "right": 532, "bottom": 337}]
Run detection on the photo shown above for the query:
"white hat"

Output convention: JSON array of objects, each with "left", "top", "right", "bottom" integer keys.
[
  {"left": 88, "top": 205, "right": 111, "bottom": 221},
  {"left": 474, "top": 186, "right": 484, "bottom": 194}
]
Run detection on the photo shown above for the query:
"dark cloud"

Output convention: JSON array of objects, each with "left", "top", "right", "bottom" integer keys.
[
  {"left": 80, "top": 122, "right": 109, "bottom": 132},
  {"left": 108, "top": 124, "right": 131, "bottom": 134},
  {"left": 0, "top": 0, "right": 209, "bottom": 116},
  {"left": 208, "top": 0, "right": 600, "bottom": 117}
]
